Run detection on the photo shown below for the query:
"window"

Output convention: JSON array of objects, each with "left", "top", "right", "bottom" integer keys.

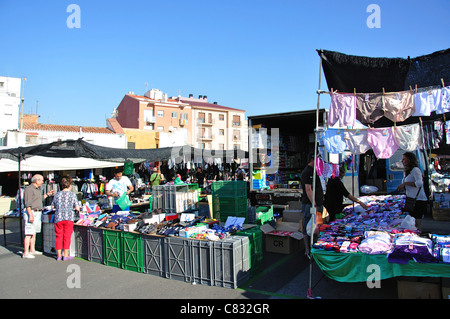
[
  {"left": 232, "top": 115, "right": 241, "bottom": 126},
  {"left": 219, "top": 114, "right": 224, "bottom": 121},
  {"left": 171, "top": 111, "right": 178, "bottom": 118},
  {"left": 198, "top": 112, "right": 205, "bottom": 123},
  {"left": 157, "top": 110, "right": 164, "bottom": 117},
  {"left": 219, "top": 129, "right": 224, "bottom": 136},
  {"left": 219, "top": 143, "right": 224, "bottom": 150},
  {"left": 181, "top": 113, "right": 188, "bottom": 120},
  {"left": 157, "top": 126, "right": 164, "bottom": 131}
]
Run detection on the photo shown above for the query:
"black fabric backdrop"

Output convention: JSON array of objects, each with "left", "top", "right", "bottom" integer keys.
[{"left": 318, "top": 48, "right": 450, "bottom": 93}]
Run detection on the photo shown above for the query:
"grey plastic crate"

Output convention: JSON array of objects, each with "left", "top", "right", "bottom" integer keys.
[
  {"left": 73, "top": 225, "right": 89, "bottom": 259},
  {"left": 190, "top": 240, "right": 214, "bottom": 286},
  {"left": 142, "top": 234, "right": 165, "bottom": 277},
  {"left": 212, "top": 236, "right": 250, "bottom": 289},
  {"left": 164, "top": 236, "right": 191, "bottom": 283},
  {"left": 87, "top": 227, "right": 104, "bottom": 264}
]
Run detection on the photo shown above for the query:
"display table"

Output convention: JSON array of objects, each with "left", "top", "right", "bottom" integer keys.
[{"left": 312, "top": 248, "right": 450, "bottom": 282}]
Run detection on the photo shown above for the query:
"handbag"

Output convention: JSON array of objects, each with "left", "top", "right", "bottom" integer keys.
[{"left": 403, "top": 186, "right": 421, "bottom": 213}]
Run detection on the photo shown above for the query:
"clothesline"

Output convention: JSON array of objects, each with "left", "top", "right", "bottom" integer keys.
[
  {"left": 328, "top": 84, "right": 449, "bottom": 128},
  {"left": 319, "top": 119, "right": 449, "bottom": 159}
]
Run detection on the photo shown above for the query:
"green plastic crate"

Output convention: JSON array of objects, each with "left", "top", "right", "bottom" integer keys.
[
  {"left": 212, "top": 181, "right": 247, "bottom": 198},
  {"left": 103, "top": 229, "right": 122, "bottom": 269},
  {"left": 121, "top": 231, "right": 143, "bottom": 273},
  {"left": 234, "top": 227, "right": 263, "bottom": 275},
  {"left": 255, "top": 205, "right": 274, "bottom": 225}
]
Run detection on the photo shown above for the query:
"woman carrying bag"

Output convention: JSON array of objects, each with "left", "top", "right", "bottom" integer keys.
[{"left": 397, "top": 152, "right": 428, "bottom": 229}]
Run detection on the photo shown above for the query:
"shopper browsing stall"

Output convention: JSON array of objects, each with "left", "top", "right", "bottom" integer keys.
[
  {"left": 150, "top": 167, "right": 165, "bottom": 187},
  {"left": 105, "top": 168, "right": 134, "bottom": 212},
  {"left": 324, "top": 165, "right": 368, "bottom": 221},
  {"left": 397, "top": 152, "right": 428, "bottom": 228},
  {"left": 301, "top": 152, "right": 324, "bottom": 259},
  {"left": 52, "top": 176, "right": 80, "bottom": 261},
  {"left": 22, "top": 174, "right": 55, "bottom": 259}
]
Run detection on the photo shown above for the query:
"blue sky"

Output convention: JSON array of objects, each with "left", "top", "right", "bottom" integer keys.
[{"left": 1, "top": 0, "right": 449, "bottom": 127}]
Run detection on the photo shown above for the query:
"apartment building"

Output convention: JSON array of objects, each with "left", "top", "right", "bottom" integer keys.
[
  {"left": 115, "top": 89, "right": 247, "bottom": 151},
  {"left": 115, "top": 89, "right": 192, "bottom": 148},
  {"left": 179, "top": 94, "right": 247, "bottom": 151},
  {"left": 0, "top": 76, "right": 22, "bottom": 142}
]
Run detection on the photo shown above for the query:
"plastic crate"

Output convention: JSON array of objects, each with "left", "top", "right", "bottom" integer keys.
[
  {"left": 142, "top": 234, "right": 165, "bottom": 277},
  {"left": 213, "top": 197, "right": 248, "bottom": 222},
  {"left": 212, "top": 236, "right": 250, "bottom": 289},
  {"left": 212, "top": 181, "right": 247, "bottom": 198},
  {"left": 103, "top": 229, "right": 122, "bottom": 269},
  {"left": 88, "top": 227, "right": 104, "bottom": 264},
  {"left": 164, "top": 236, "right": 191, "bottom": 282},
  {"left": 190, "top": 240, "right": 214, "bottom": 286},
  {"left": 234, "top": 227, "right": 263, "bottom": 275},
  {"left": 121, "top": 231, "right": 143, "bottom": 273},
  {"left": 73, "top": 225, "right": 89, "bottom": 259},
  {"left": 43, "top": 222, "right": 56, "bottom": 255},
  {"left": 255, "top": 205, "right": 274, "bottom": 225}
]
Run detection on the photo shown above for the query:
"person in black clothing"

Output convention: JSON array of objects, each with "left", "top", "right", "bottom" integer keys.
[
  {"left": 300, "top": 152, "right": 324, "bottom": 259},
  {"left": 324, "top": 165, "right": 368, "bottom": 221},
  {"left": 195, "top": 167, "right": 205, "bottom": 188}
]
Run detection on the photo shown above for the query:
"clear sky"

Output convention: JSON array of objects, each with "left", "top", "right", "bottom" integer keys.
[{"left": 1, "top": 0, "right": 449, "bottom": 127}]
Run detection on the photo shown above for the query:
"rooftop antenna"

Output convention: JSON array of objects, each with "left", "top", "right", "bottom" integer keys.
[{"left": 145, "top": 82, "right": 148, "bottom": 92}]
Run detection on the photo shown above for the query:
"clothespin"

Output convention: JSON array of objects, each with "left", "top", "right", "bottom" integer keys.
[
  {"left": 331, "top": 88, "right": 334, "bottom": 95},
  {"left": 441, "top": 78, "right": 445, "bottom": 88},
  {"left": 353, "top": 88, "right": 356, "bottom": 95},
  {"left": 415, "top": 84, "right": 418, "bottom": 94},
  {"left": 409, "top": 85, "right": 414, "bottom": 95},
  {"left": 382, "top": 88, "right": 385, "bottom": 95}
]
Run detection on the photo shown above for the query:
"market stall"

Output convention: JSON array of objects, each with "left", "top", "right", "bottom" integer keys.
[{"left": 306, "top": 48, "right": 450, "bottom": 296}]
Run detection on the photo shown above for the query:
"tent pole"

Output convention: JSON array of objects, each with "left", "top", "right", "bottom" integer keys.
[
  {"left": 308, "top": 55, "right": 323, "bottom": 298},
  {"left": 18, "top": 152, "right": 23, "bottom": 244}
]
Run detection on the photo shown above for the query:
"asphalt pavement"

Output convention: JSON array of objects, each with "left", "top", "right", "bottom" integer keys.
[{"left": 0, "top": 216, "right": 399, "bottom": 301}]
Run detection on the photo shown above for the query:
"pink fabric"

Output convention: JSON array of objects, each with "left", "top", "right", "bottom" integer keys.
[
  {"left": 367, "top": 127, "right": 399, "bottom": 159},
  {"left": 315, "top": 157, "right": 324, "bottom": 176},
  {"left": 328, "top": 93, "right": 356, "bottom": 127}
]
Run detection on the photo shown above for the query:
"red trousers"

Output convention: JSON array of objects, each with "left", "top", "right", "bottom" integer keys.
[{"left": 54, "top": 220, "right": 74, "bottom": 250}]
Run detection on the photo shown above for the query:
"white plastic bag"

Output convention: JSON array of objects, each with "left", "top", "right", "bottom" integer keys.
[
  {"left": 400, "top": 215, "right": 417, "bottom": 230},
  {"left": 360, "top": 185, "right": 378, "bottom": 194}
]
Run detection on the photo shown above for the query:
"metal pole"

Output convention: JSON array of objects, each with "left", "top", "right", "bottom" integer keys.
[{"left": 308, "top": 55, "right": 323, "bottom": 298}]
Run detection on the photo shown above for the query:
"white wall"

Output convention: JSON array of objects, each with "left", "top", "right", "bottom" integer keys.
[{"left": 0, "top": 76, "right": 21, "bottom": 132}]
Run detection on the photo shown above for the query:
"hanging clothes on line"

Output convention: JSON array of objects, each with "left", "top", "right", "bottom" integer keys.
[
  {"left": 321, "top": 128, "right": 347, "bottom": 154},
  {"left": 393, "top": 123, "right": 422, "bottom": 151},
  {"left": 367, "top": 127, "right": 399, "bottom": 159},
  {"left": 328, "top": 93, "right": 356, "bottom": 127},
  {"left": 382, "top": 90, "right": 415, "bottom": 123},
  {"left": 343, "top": 129, "right": 371, "bottom": 154},
  {"left": 355, "top": 92, "right": 385, "bottom": 125}
]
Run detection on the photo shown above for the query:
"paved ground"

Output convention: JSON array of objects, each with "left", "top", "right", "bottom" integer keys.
[{"left": 0, "top": 216, "right": 399, "bottom": 300}]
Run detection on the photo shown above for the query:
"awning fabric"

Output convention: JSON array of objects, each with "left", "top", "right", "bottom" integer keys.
[
  {"left": 318, "top": 48, "right": 450, "bottom": 93},
  {"left": 0, "top": 139, "right": 249, "bottom": 169}
]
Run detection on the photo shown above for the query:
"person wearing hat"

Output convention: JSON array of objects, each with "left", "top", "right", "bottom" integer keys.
[{"left": 150, "top": 167, "right": 165, "bottom": 187}]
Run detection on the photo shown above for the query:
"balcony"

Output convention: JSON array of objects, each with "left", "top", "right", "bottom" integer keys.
[
  {"left": 179, "top": 119, "right": 188, "bottom": 126},
  {"left": 198, "top": 134, "right": 215, "bottom": 141},
  {"left": 197, "top": 118, "right": 215, "bottom": 126},
  {"left": 144, "top": 116, "right": 156, "bottom": 123}
]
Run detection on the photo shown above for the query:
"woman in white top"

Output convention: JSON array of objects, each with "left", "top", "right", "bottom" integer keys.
[{"left": 397, "top": 152, "right": 428, "bottom": 222}]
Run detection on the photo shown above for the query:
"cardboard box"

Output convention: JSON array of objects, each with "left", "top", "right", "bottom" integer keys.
[
  {"left": 397, "top": 278, "right": 441, "bottom": 299},
  {"left": 260, "top": 212, "right": 304, "bottom": 254},
  {"left": 432, "top": 208, "right": 450, "bottom": 221}
]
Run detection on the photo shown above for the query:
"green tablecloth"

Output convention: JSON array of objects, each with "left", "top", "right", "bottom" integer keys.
[{"left": 312, "top": 248, "right": 450, "bottom": 282}]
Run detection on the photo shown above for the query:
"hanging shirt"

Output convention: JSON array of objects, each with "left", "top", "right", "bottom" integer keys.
[
  {"left": 383, "top": 91, "right": 414, "bottom": 122},
  {"left": 433, "top": 86, "right": 450, "bottom": 114},
  {"left": 355, "top": 92, "right": 384, "bottom": 125},
  {"left": 393, "top": 123, "right": 422, "bottom": 151},
  {"left": 367, "top": 127, "right": 399, "bottom": 159},
  {"left": 328, "top": 93, "right": 356, "bottom": 128},
  {"left": 413, "top": 90, "right": 437, "bottom": 116}
]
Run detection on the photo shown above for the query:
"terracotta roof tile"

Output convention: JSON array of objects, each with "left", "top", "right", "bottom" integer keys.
[{"left": 22, "top": 123, "right": 115, "bottom": 134}]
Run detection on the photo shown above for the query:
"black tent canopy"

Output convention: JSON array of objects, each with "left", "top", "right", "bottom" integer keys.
[
  {"left": 0, "top": 138, "right": 248, "bottom": 163},
  {"left": 318, "top": 48, "right": 450, "bottom": 93}
]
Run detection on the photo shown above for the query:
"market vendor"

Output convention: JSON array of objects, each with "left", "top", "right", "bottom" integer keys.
[
  {"left": 324, "top": 164, "right": 368, "bottom": 221},
  {"left": 105, "top": 168, "right": 134, "bottom": 212}
]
